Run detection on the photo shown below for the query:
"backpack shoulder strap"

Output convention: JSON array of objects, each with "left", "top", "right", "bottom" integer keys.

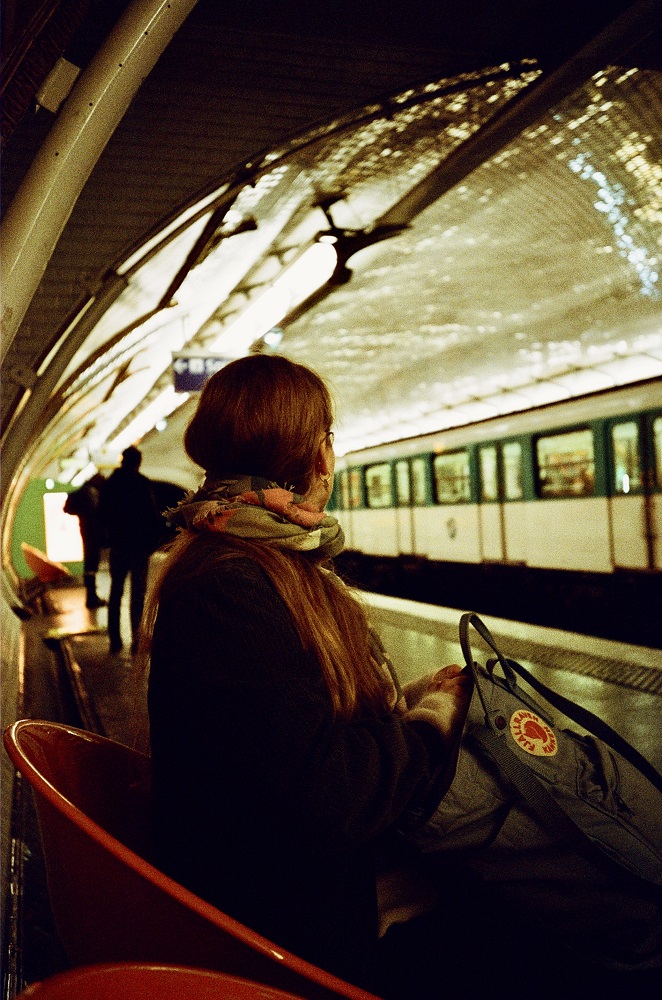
[
  {"left": 459, "top": 612, "right": 662, "bottom": 795},
  {"left": 470, "top": 725, "right": 613, "bottom": 872},
  {"left": 505, "top": 656, "right": 662, "bottom": 795}
]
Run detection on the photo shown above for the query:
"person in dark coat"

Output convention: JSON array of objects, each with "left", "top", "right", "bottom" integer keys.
[
  {"left": 63, "top": 472, "right": 106, "bottom": 608},
  {"left": 100, "top": 446, "right": 163, "bottom": 654},
  {"left": 142, "top": 356, "right": 471, "bottom": 990}
]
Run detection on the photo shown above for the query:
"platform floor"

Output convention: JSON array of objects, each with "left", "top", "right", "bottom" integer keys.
[
  {"left": 363, "top": 591, "right": 662, "bottom": 774},
  {"left": 10, "top": 572, "right": 662, "bottom": 998},
  {"left": 41, "top": 572, "right": 662, "bottom": 769}
]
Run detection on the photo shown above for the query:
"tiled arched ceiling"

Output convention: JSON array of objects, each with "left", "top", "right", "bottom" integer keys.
[
  {"left": 281, "top": 63, "right": 662, "bottom": 453},
  {"left": 2, "top": 0, "right": 660, "bottom": 497}
]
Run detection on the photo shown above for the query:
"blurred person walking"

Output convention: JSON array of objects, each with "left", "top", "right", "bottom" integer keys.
[
  {"left": 100, "top": 446, "right": 163, "bottom": 654},
  {"left": 64, "top": 472, "right": 106, "bottom": 609}
]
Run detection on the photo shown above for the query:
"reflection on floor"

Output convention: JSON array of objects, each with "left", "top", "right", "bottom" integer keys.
[{"left": 364, "top": 592, "right": 662, "bottom": 773}]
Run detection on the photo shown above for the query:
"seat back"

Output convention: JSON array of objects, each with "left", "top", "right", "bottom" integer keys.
[
  {"left": 17, "top": 963, "right": 307, "bottom": 999},
  {"left": 4, "top": 721, "right": 381, "bottom": 1000},
  {"left": 20, "top": 543, "right": 71, "bottom": 583}
]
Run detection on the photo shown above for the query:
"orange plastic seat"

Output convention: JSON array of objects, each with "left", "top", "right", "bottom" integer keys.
[
  {"left": 17, "top": 963, "right": 307, "bottom": 999},
  {"left": 20, "top": 543, "right": 71, "bottom": 584},
  {"left": 4, "top": 720, "right": 381, "bottom": 1000}
]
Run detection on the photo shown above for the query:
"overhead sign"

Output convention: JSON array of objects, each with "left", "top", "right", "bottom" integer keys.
[{"left": 172, "top": 353, "right": 231, "bottom": 392}]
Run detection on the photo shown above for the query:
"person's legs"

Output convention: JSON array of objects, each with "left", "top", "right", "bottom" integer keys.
[
  {"left": 81, "top": 528, "right": 104, "bottom": 608},
  {"left": 107, "top": 548, "right": 130, "bottom": 651},
  {"left": 128, "top": 550, "right": 149, "bottom": 651},
  {"left": 84, "top": 570, "right": 104, "bottom": 608}
]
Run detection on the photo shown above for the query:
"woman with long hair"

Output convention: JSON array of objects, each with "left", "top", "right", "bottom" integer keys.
[{"left": 144, "top": 354, "right": 471, "bottom": 989}]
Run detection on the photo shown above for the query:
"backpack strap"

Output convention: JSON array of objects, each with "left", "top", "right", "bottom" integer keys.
[
  {"left": 460, "top": 612, "right": 662, "bottom": 796},
  {"left": 469, "top": 725, "right": 616, "bottom": 876},
  {"left": 504, "top": 655, "right": 662, "bottom": 795}
]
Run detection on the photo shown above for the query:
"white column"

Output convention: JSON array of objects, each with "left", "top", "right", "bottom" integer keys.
[{"left": 0, "top": 0, "right": 199, "bottom": 365}]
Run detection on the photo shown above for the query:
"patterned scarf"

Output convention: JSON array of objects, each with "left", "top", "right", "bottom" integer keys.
[
  {"left": 168, "top": 474, "right": 404, "bottom": 709},
  {"left": 166, "top": 474, "right": 345, "bottom": 559}
]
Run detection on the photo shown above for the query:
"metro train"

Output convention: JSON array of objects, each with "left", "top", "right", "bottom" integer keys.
[{"left": 330, "top": 380, "right": 662, "bottom": 644}]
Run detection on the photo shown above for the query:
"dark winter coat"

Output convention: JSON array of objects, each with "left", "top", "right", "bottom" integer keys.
[
  {"left": 99, "top": 467, "right": 163, "bottom": 554},
  {"left": 148, "top": 547, "right": 447, "bottom": 988}
]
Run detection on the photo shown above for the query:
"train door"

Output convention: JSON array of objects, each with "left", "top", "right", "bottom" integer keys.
[
  {"left": 394, "top": 459, "right": 414, "bottom": 553},
  {"left": 477, "top": 440, "right": 526, "bottom": 563},
  {"left": 478, "top": 444, "right": 503, "bottom": 560},
  {"left": 427, "top": 449, "right": 481, "bottom": 562},
  {"left": 530, "top": 425, "right": 610, "bottom": 572},
  {"left": 608, "top": 417, "right": 651, "bottom": 569},
  {"left": 337, "top": 469, "right": 353, "bottom": 548},
  {"left": 363, "top": 462, "right": 398, "bottom": 555},
  {"left": 501, "top": 440, "right": 527, "bottom": 562},
  {"left": 652, "top": 414, "right": 662, "bottom": 570},
  {"left": 410, "top": 455, "right": 434, "bottom": 557},
  {"left": 347, "top": 467, "right": 365, "bottom": 551}
]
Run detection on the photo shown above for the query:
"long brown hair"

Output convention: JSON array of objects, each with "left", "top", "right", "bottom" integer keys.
[{"left": 140, "top": 355, "right": 391, "bottom": 720}]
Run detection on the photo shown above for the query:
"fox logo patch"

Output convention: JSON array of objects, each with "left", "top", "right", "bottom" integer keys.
[{"left": 510, "top": 710, "right": 558, "bottom": 757}]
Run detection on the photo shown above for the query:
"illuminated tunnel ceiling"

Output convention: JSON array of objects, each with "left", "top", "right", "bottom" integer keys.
[
  {"left": 13, "top": 33, "right": 662, "bottom": 491},
  {"left": 282, "top": 64, "right": 662, "bottom": 453}
]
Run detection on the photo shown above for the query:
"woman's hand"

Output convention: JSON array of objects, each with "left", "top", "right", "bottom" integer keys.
[
  {"left": 425, "top": 664, "right": 472, "bottom": 728},
  {"left": 405, "top": 664, "right": 473, "bottom": 741},
  {"left": 404, "top": 664, "right": 471, "bottom": 707},
  {"left": 428, "top": 663, "right": 471, "bottom": 697}
]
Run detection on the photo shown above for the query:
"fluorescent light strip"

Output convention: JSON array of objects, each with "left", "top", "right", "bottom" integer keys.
[
  {"left": 104, "top": 386, "right": 190, "bottom": 457},
  {"left": 117, "top": 184, "right": 230, "bottom": 275},
  {"left": 208, "top": 242, "right": 338, "bottom": 356}
]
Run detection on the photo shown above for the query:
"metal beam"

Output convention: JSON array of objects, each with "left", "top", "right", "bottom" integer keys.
[{"left": 0, "top": 0, "right": 199, "bottom": 366}]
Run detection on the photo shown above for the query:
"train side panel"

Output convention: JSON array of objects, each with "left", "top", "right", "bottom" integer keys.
[
  {"left": 351, "top": 509, "right": 400, "bottom": 556},
  {"left": 610, "top": 495, "right": 649, "bottom": 569},
  {"left": 412, "top": 504, "right": 482, "bottom": 562},
  {"left": 523, "top": 497, "right": 612, "bottom": 572},
  {"left": 502, "top": 502, "right": 528, "bottom": 562}
]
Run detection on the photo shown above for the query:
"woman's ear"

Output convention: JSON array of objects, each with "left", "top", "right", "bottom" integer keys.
[
  {"left": 303, "top": 437, "right": 335, "bottom": 511},
  {"left": 316, "top": 441, "right": 331, "bottom": 477}
]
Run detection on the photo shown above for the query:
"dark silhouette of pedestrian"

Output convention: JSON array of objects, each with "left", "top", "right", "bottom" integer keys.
[
  {"left": 63, "top": 472, "right": 107, "bottom": 609},
  {"left": 99, "top": 446, "right": 163, "bottom": 654}
]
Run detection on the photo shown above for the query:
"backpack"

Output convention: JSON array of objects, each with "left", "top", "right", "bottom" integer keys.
[{"left": 410, "top": 612, "right": 662, "bottom": 970}]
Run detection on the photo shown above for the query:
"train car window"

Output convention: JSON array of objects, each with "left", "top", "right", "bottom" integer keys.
[
  {"left": 536, "top": 429, "right": 595, "bottom": 498},
  {"left": 654, "top": 417, "right": 662, "bottom": 489},
  {"left": 395, "top": 460, "right": 411, "bottom": 506},
  {"left": 349, "top": 469, "right": 363, "bottom": 509},
  {"left": 339, "top": 470, "right": 351, "bottom": 510},
  {"left": 503, "top": 441, "right": 523, "bottom": 500},
  {"left": 433, "top": 450, "right": 470, "bottom": 503},
  {"left": 612, "top": 422, "right": 642, "bottom": 494},
  {"left": 327, "top": 477, "right": 339, "bottom": 511},
  {"left": 411, "top": 457, "right": 428, "bottom": 505},
  {"left": 479, "top": 446, "right": 498, "bottom": 501},
  {"left": 366, "top": 463, "right": 393, "bottom": 508}
]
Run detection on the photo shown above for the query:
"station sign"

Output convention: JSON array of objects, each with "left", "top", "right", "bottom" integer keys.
[{"left": 172, "top": 353, "right": 231, "bottom": 392}]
